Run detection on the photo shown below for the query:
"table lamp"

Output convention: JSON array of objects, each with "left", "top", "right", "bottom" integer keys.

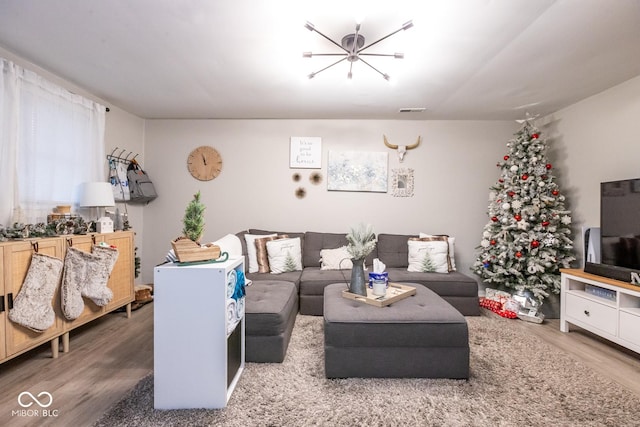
[{"left": 79, "top": 182, "right": 115, "bottom": 233}]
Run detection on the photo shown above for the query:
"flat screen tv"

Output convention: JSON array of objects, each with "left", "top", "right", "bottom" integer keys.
[{"left": 585, "top": 178, "right": 640, "bottom": 284}]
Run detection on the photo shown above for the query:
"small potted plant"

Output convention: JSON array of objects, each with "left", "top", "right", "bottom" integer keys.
[
  {"left": 171, "top": 192, "right": 221, "bottom": 262},
  {"left": 346, "top": 223, "right": 376, "bottom": 296}
]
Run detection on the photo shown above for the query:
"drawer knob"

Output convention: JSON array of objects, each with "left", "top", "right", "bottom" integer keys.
[{"left": 584, "top": 309, "right": 590, "bottom": 316}]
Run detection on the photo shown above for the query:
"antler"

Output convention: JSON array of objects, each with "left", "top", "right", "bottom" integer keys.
[
  {"left": 383, "top": 135, "right": 398, "bottom": 149},
  {"left": 406, "top": 136, "right": 421, "bottom": 150}
]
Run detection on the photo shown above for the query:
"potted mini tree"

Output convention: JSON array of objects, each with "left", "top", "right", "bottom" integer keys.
[{"left": 171, "top": 191, "right": 221, "bottom": 262}]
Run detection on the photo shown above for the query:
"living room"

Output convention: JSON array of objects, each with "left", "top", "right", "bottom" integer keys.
[{"left": 1, "top": 1, "right": 640, "bottom": 426}]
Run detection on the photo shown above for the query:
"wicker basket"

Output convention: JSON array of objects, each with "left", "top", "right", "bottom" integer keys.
[{"left": 171, "top": 237, "right": 221, "bottom": 262}]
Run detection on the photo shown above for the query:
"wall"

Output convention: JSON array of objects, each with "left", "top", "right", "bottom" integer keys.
[
  {"left": 141, "top": 119, "right": 518, "bottom": 283},
  {"left": 541, "top": 75, "right": 640, "bottom": 265}
]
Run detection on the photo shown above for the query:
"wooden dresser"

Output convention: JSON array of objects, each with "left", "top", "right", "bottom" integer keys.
[{"left": 0, "top": 231, "right": 134, "bottom": 364}]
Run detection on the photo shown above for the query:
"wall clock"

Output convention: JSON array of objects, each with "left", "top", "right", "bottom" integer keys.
[{"left": 187, "top": 146, "right": 222, "bottom": 181}]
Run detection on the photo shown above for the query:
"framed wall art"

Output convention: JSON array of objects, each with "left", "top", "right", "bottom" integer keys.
[
  {"left": 391, "top": 168, "right": 414, "bottom": 197},
  {"left": 290, "top": 137, "right": 322, "bottom": 169},
  {"left": 327, "top": 151, "right": 388, "bottom": 193}
]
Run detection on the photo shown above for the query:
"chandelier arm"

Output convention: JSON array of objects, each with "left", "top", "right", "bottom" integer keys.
[
  {"left": 358, "top": 57, "right": 389, "bottom": 79},
  {"left": 359, "top": 53, "right": 403, "bottom": 57},
  {"left": 310, "top": 27, "right": 349, "bottom": 53},
  {"left": 307, "top": 53, "right": 349, "bottom": 57},
  {"left": 310, "top": 56, "right": 349, "bottom": 77},
  {"left": 358, "top": 21, "right": 413, "bottom": 53}
]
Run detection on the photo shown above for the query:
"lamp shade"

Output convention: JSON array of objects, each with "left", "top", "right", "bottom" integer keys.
[{"left": 79, "top": 182, "right": 115, "bottom": 207}]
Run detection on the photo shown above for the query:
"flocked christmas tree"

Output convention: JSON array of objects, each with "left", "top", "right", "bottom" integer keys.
[{"left": 471, "top": 118, "right": 575, "bottom": 302}]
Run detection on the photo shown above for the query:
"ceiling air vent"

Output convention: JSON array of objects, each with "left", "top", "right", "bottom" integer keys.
[{"left": 398, "top": 107, "right": 426, "bottom": 113}]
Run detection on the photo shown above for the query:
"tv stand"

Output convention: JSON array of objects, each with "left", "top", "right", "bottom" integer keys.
[{"left": 560, "top": 269, "right": 640, "bottom": 354}]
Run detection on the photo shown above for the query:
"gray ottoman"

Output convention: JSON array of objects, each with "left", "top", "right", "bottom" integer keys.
[
  {"left": 245, "top": 280, "right": 298, "bottom": 363},
  {"left": 323, "top": 283, "right": 469, "bottom": 379}
]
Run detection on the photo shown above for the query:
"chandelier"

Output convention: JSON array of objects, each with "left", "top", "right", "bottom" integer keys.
[{"left": 303, "top": 20, "right": 414, "bottom": 81}]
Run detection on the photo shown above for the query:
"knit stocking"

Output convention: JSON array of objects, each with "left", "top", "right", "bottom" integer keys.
[
  {"left": 81, "top": 245, "right": 118, "bottom": 307},
  {"left": 9, "top": 253, "right": 63, "bottom": 332},
  {"left": 61, "top": 247, "right": 94, "bottom": 320}
]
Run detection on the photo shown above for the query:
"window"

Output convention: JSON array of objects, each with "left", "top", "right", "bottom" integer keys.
[{"left": 0, "top": 57, "right": 106, "bottom": 225}]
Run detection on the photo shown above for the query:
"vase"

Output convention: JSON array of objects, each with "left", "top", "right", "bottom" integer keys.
[{"left": 349, "top": 258, "right": 367, "bottom": 296}]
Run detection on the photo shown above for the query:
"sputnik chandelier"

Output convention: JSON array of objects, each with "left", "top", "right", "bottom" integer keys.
[{"left": 303, "top": 19, "right": 413, "bottom": 81}]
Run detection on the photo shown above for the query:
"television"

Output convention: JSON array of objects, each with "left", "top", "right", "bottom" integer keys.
[{"left": 585, "top": 178, "right": 640, "bottom": 284}]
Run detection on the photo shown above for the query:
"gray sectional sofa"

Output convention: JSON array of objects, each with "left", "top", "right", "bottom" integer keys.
[{"left": 238, "top": 229, "right": 480, "bottom": 363}]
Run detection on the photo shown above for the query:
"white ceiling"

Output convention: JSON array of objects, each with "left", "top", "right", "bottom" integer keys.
[{"left": 0, "top": 0, "right": 639, "bottom": 120}]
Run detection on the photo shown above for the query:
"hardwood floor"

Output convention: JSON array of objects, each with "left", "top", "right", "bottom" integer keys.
[{"left": 1, "top": 303, "right": 639, "bottom": 426}]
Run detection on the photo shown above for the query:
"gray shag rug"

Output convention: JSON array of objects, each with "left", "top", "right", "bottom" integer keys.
[{"left": 95, "top": 313, "right": 640, "bottom": 426}]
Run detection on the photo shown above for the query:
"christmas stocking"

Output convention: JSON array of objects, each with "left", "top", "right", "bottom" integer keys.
[
  {"left": 9, "top": 253, "right": 63, "bottom": 332},
  {"left": 61, "top": 247, "right": 94, "bottom": 320},
  {"left": 81, "top": 245, "right": 118, "bottom": 307}
]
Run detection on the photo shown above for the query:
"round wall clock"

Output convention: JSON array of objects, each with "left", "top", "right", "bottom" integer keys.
[{"left": 187, "top": 146, "right": 223, "bottom": 181}]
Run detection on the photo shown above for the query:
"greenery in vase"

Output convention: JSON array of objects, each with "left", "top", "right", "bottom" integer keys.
[
  {"left": 182, "top": 191, "right": 206, "bottom": 243},
  {"left": 346, "top": 223, "right": 376, "bottom": 260}
]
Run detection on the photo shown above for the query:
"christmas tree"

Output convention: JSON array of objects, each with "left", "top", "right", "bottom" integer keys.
[
  {"left": 471, "top": 118, "right": 576, "bottom": 302},
  {"left": 182, "top": 191, "right": 205, "bottom": 243}
]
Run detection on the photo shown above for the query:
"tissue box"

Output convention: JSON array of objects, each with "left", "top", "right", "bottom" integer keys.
[{"left": 368, "top": 272, "right": 388, "bottom": 289}]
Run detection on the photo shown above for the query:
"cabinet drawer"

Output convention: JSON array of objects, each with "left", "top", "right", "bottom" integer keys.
[
  {"left": 566, "top": 293, "right": 617, "bottom": 335},
  {"left": 619, "top": 311, "right": 640, "bottom": 347}
]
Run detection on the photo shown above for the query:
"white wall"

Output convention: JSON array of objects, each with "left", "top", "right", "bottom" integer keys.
[
  {"left": 541, "top": 75, "right": 640, "bottom": 264},
  {"left": 141, "top": 119, "right": 518, "bottom": 283}
]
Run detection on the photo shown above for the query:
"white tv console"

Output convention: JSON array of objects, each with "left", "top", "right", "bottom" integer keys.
[{"left": 560, "top": 268, "right": 640, "bottom": 354}]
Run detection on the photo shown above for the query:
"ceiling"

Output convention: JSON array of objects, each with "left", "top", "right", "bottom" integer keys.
[{"left": 0, "top": 0, "right": 639, "bottom": 120}]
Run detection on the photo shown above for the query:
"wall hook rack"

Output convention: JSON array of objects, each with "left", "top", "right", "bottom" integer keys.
[{"left": 107, "top": 147, "right": 139, "bottom": 164}]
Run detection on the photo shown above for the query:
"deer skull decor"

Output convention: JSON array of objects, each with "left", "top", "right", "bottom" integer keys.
[{"left": 383, "top": 135, "right": 421, "bottom": 162}]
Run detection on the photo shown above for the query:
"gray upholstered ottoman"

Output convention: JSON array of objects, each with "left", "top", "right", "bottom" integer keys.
[
  {"left": 323, "top": 283, "right": 469, "bottom": 379},
  {"left": 245, "top": 280, "right": 298, "bottom": 363}
]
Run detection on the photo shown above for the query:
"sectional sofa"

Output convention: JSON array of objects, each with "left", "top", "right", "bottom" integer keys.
[{"left": 234, "top": 229, "right": 480, "bottom": 363}]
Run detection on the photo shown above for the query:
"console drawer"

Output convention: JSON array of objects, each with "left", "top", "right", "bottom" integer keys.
[
  {"left": 565, "top": 293, "right": 617, "bottom": 335},
  {"left": 619, "top": 311, "right": 640, "bottom": 347}
]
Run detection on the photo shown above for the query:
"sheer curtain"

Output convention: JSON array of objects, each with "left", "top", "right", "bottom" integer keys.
[{"left": 0, "top": 57, "right": 106, "bottom": 225}]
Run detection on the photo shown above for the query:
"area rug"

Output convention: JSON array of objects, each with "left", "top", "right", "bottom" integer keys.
[{"left": 94, "top": 313, "right": 640, "bottom": 426}]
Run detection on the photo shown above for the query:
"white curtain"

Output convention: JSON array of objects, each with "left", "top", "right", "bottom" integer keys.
[{"left": 0, "top": 57, "right": 106, "bottom": 225}]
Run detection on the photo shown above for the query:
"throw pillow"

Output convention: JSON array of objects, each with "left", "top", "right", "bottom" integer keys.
[
  {"left": 244, "top": 233, "right": 276, "bottom": 273},
  {"left": 211, "top": 233, "right": 243, "bottom": 259},
  {"left": 407, "top": 238, "right": 450, "bottom": 273},
  {"left": 320, "top": 246, "right": 353, "bottom": 270},
  {"left": 420, "top": 233, "right": 457, "bottom": 271},
  {"left": 266, "top": 237, "right": 303, "bottom": 274},
  {"left": 255, "top": 234, "right": 289, "bottom": 273}
]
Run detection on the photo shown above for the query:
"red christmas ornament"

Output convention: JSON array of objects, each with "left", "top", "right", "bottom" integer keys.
[
  {"left": 508, "top": 191, "right": 515, "bottom": 197},
  {"left": 531, "top": 240, "right": 540, "bottom": 248},
  {"left": 515, "top": 251, "right": 523, "bottom": 258},
  {"left": 542, "top": 221, "right": 550, "bottom": 227},
  {"left": 491, "top": 216, "right": 498, "bottom": 222},
  {"left": 504, "top": 155, "right": 510, "bottom": 161},
  {"left": 496, "top": 163, "right": 501, "bottom": 167},
  {"left": 531, "top": 133, "right": 539, "bottom": 139},
  {"left": 546, "top": 163, "right": 552, "bottom": 170},
  {"left": 522, "top": 174, "right": 529, "bottom": 180},
  {"left": 490, "top": 239, "right": 496, "bottom": 246},
  {"left": 552, "top": 190, "right": 559, "bottom": 196},
  {"left": 498, "top": 178, "right": 504, "bottom": 183},
  {"left": 514, "top": 214, "right": 522, "bottom": 221}
]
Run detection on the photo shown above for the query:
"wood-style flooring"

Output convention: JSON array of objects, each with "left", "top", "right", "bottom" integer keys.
[{"left": 1, "top": 303, "right": 639, "bottom": 427}]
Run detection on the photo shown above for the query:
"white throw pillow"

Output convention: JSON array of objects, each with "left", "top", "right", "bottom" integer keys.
[
  {"left": 266, "top": 237, "right": 303, "bottom": 274},
  {"left": 407, "top": 239, "right": 450, "bottom": 273},
  {"left": 320, "top": 246, "right": 353, "bottom": 270},
  {"left": 244, "top": 233, "right": 276, "bottom": 273},
  {"left": 420, "top": 233, "right": 456, "bottom": 271}
]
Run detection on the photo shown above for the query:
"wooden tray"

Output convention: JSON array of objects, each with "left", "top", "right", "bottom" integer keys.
[{"left": 342, "top": 282, "right": 416, "bottom": 307}]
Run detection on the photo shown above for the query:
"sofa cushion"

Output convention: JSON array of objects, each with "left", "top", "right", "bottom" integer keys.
[
  {"left": 245, "top": 280, "right": 297, "bottom": 336},
  {"left": 246, "top": 270, "right": 302, "bottom": 290},
  {"left": 304, "top": 231, "right": 378, "bottom": 268},
  {"left": 376, "top": 233, "right": 416, "bottom": 268},
  {"left": 385, "top": 269, "right": 478, "bottom": 297},
  {"left": 300, "top": 267, "right": 350, "bottom": 296}
]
